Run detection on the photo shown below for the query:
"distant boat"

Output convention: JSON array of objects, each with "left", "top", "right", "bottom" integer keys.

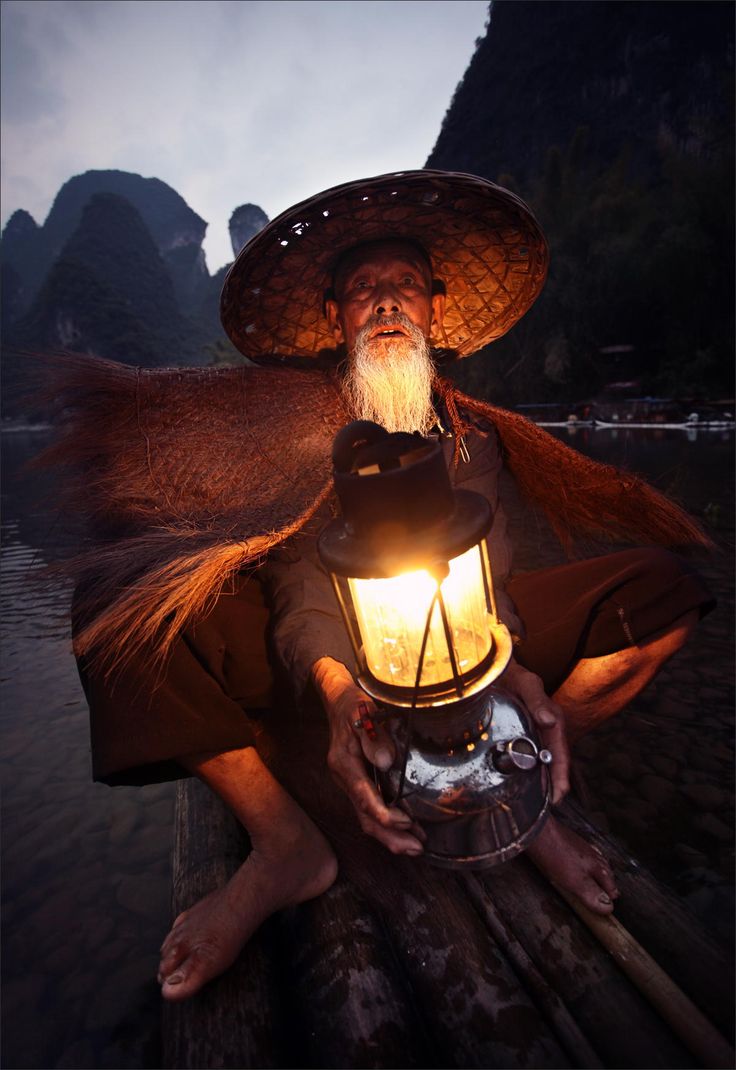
[
  {"left": 593, "top": 412, "right": 735, "bottom": 431},
  {"left": 517, "top": 400, "right": 735, "bottom": 432},
  {"left": 535, "top": 420, "right": 595, "bottom": 428},
  {"left": 0, "top": 418, "right": 52, "bottom": 434}
]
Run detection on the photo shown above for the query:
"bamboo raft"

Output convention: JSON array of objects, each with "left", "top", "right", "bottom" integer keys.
[{"left": 162, "top": 722, "right": 734, "bottom": 1070}]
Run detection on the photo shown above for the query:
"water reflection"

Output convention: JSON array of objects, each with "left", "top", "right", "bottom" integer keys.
[
  {"left": 1, "top": 430, "right": 173, "bottom": 1070},
  {"left": 548, "top": 425, "right": 734, "bottom": 521}
]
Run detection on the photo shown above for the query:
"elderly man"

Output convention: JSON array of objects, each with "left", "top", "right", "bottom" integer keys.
[{"left": 64, "top": 172, "right": 713, "bottom": 1003}]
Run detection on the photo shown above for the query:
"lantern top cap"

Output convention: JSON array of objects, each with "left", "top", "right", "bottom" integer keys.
[
  {"left": 332, "top": 420, "right": 433, "bottom": 477},
  {"left": 319, "top": 421, "right": 492, "bottom": 579}
]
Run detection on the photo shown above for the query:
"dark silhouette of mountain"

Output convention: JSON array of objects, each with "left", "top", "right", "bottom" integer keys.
[
  {"left": 1, "top": 169, "right": 273, "bottom": 415},
  {"left": 2, "top": 193, "right": 214, "bottom": 415},
  {"left": 2, "top": 170, "right": 271, "bottom": 355},
  {"left": 2, "top": 169, "right": 208, "bottom": 320},
  {"left": 429, "top": 0, "right": 734, "bottom": 405},
  {"left": 429, "top": 1, "right": 732, "bottom": 187},
  {"left": 1, "top": 209, "right": 41, "bottom": 314},
  {"left": 9, "top": 192, "right": 204, "bottom": 363},
  {"left": 190, "top": 205, "right": 270, "bottom": 345},
  {"left": 1, "top": 260, "right": 24, "bottom": 328},
  {"left": 229, "top": 204, "right": 269, "bottom": 257}
]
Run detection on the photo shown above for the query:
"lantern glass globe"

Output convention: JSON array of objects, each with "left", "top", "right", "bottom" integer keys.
[{"left": 348, "top": 543, "right": 492, "bottom": 691}]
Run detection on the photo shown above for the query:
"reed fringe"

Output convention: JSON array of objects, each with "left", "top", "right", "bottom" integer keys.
[{"left": 33, "top": 354, "right": 712, "bottom": 675}]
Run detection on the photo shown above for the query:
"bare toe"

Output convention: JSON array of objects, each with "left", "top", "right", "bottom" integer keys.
[
  {"left": 527, "top": 816, "right": 620, "bottom": 915},
  {"left": 593, "top": 861, "right": 619, "bottom": 900},
  {"left": 158, "top": 940, "right": 188, "bottom": 981},
  {"left": 578, "top": 875, "right": 616, "bottom": 914},
  {"left": 161, "top": 944, "right": 231, "bottom": 1001}
]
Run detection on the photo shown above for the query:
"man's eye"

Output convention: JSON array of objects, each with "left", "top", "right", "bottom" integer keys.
[
  {"left": 401, "top": 275, "right": 416, "bottom": 286},
  {"left": 354, "top": 279, "right": 371, "bottom": 289}
]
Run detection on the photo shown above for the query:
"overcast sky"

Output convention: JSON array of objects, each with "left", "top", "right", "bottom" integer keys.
[{"left": 2, "top": 0, "right": 489, "bottom": 271}]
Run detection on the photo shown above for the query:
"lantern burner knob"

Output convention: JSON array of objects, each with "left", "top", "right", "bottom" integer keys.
[{"left": 491, "top": 736, "right": 542, "bottom": 774}]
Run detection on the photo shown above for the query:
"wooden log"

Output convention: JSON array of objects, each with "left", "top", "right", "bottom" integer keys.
[
  {"left": 462, "top": 873, "right": 604, "bottom": 1069},
  {"left": 480, "top": 856, "right": 697, "bottom": 1068},
  {"left": 275, "top": 877, "right": 435, "bottom": 1069},
  {"left": 364, "top": 861, "right": 570, "bottom": 1069},
  {"left": 162, "top": 777, "right": 287, "bottom": 1070},
  {"left": 556, "top": 799, "right": 734, "bottom": 1037}
]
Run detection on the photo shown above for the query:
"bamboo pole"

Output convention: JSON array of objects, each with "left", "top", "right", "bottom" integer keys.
[{"left": 554, "top": 884, "right": 735, "bottom": 1070}]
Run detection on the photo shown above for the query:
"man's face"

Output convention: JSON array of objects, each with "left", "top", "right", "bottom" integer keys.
[{"left": 324, "top": 240, "right": 445, "bottom": 354}]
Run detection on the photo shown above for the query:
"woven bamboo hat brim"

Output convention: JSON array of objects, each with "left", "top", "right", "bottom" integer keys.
[{"left": 220, "top": 170, "right": 549, "bottom": 362}]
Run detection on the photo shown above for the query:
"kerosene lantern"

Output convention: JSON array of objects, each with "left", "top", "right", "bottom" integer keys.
[{"left": 317, "top": 421, "right": 552, "bottom": 869}]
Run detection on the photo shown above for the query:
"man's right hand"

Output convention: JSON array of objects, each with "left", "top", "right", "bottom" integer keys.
[{"left": 311, "top": 657, "right": 425, "bottom": 856}]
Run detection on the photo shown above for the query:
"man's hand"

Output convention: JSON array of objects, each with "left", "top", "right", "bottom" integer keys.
[
  {"left": 312, "top": 657, "right": 425, "bottom": 855},
  {"left": 498, "top": 657, "right": 570, "bottom": 804}
]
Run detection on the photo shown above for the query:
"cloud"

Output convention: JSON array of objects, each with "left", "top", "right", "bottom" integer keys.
[
  {"left": 0, "top": 5, "right": 68, "bottom": 123},
  {"left": 1, "top": 0, "right": 489, "bottom": 270}
]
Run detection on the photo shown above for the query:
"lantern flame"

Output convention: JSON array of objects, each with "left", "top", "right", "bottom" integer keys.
[{"left": 349, "top": 545, "right": 492, "bottom": 691}]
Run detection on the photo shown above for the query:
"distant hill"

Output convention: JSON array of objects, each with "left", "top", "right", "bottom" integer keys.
[
  {"left": 2, "top": 170, "right": 208, "bottom": 319},
  {"left": 9, "top": 192, "right": 205, "bottom": 364},
  {"left": 429, "top": 0, "right": 734, "bottom": 404},
  {"left": 195, "top": 203, "right": 270, "bottom": 339},
  {"left": 230, "top": 203, "right": 269, "bottom": 258},
  {"left": 429, "top": 1, "right": 732, "bottom": 187},
  {"left": 1, "top": 172, "right": 269, "bottom": 415}
]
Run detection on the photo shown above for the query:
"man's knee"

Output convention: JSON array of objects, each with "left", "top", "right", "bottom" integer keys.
[{"left": 611, "top": 546, "right": 713, "bottom": 645}]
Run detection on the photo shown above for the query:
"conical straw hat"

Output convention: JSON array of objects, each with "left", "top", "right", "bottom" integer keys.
[{"left": 221, "top": 170, "right": 548, "bottom": 362}]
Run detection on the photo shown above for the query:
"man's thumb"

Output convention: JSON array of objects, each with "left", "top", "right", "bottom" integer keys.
[
  {"left": 360, "top": 726, "right": 396, "bottom": 770},
  {"left": 372, "top": 746, "right": 394, "bottom": 772},
  {"left": 536, "top": 707, "right": 557, "bottom": 728}
]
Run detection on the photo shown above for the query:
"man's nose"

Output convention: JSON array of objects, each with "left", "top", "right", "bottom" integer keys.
[{"left": 373, "top": 284, "right": 402, "bottom": 316}]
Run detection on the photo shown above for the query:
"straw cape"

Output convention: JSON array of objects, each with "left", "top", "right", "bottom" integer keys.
[
  {"left": 45, "top": 361, "right": 710, "bottom": 678},
  {"left": 42, "top": 171, "right": 711, "bottom": 674}
]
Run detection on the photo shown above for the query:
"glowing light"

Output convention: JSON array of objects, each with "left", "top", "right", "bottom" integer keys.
[{"left": 348, "top": 545, "right": 491, "bottom": 689}]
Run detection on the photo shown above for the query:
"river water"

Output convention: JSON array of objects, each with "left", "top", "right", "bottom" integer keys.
[{"left": 1, "top": 423, "right": 733, "bottom": 1069}]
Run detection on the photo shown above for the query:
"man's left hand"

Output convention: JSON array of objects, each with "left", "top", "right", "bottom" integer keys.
[{"left": 497, "top": 657, "right": 570, "bottom": 804}]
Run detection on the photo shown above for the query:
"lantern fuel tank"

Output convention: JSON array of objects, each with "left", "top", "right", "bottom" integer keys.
[{"left": 377, "top": 687, "right": 551, "bottom": 869}]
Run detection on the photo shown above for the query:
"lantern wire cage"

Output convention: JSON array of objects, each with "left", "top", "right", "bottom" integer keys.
[{"left": 384, "top": 580, "right": 456, "bottom": 806}]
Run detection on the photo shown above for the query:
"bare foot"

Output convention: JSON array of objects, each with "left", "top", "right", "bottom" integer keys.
[
  {"left": 526, "top": 816, "right": 619, "bottom": 915},
  {"left": 158, "top": 810, "right": 337, "bottom": 1001}
]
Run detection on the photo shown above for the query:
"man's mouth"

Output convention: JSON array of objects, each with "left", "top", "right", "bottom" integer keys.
[{"left": 370, "top": 326, "right": 409, "bottom": 340}]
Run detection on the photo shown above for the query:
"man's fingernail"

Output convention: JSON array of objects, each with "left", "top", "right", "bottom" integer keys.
[
  {"left": 406, "top": 848, "right": 423, "bottom": 857},
  {"left": 165, "top": 973, "right": 184, "bottom": 985},
  {"left": 374, "top": 747, "right": 393, "bottom": 771},
  {"left": 539, "top": 710, "right": 556, "bottom": 726},
  {"left": 599, "top": 893, "right": 612, "bottom": 905}
]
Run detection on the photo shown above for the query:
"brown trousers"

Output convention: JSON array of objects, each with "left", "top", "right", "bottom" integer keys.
[{"left": 78, "top": 547, "right": 713, "bottom": 786}]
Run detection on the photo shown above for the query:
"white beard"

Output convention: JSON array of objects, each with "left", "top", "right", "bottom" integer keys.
[{"left": 342, "top": 314, "right": 437, "bottom": 434}]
